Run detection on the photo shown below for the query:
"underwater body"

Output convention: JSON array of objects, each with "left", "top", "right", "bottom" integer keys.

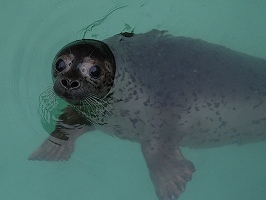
[{"left": 29, "top": 30, "right": 266, "bottom": 200}]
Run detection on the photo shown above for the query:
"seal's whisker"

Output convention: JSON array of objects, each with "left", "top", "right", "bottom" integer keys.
[
  {"left": 89, "top": 95, "right": 113, "bottom": 116},
  {"left": 88, "top": 96, "right": 106, "bottom": 110},
  {"left": 73, "top": 104, "right": 97, "bottom": 126},
  {"left": 87, "top": 97, "right": 107, "bottom": 116},
  {"left": 76, "top": 94, "right": 113, "bottom": 118},
  {"left": 89, "top": 95, "right": 113, "bottom": 114},
  {"left": 84, "top": 98, "right": 97, "bottom": 114}
]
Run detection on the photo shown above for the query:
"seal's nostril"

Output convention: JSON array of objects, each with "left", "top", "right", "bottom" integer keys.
[
  {"left": 71, "top": 81, "right": 80, "bottom": 88},
  {"left": 61, "top": 79, "right": 79, "bottom": 88},
  {"left": 61, "top": 79, "right": 68, "bottom": 87}
]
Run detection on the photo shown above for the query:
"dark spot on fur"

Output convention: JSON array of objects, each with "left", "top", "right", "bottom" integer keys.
[
  {"left": 206, "top": 102, "right": 212, "bottom": 107},
  {"left": 216, "top": 111, "right": 220, "bottom": 115},
  {"left": 200, "top": 139, "right": 206, "bottom": 144},
  {"left": 218, "top": 121, "right": 227, "bottom": 128},
  {"left": 134, "top": 110, "right": 140, "bottom": 115},
  {"left": 130, "top": 75, "right": 136, "bottom": 82},
  {"left": 114, "top": 125, "right": 123, "bottom": 135},
  {"left": 251, "top": 120, "right": 260, "bottom": 124},
  {"left": 209, "top": 139, "right": 220, "bottom": 143},
  {"left": 199, "top": 128, "right": 210, "bottom": 133},
  {"left": 253, "top": 100, "right": 263, "bottom": 110},
  {"left": 120, "top": 110, "right": 129, "bottom": 117},
  {"left": 129, "top": 118, "right": 138, "bottom": 128},
  {"left": 176, "top": 104, "right": 184, "bottom": 108},
  {"left": 231, "top": 128, "right": 237, "bottom": 133},
  {"left": 143, "top": 97, "right": 150, "bottom": 106},
  {"left": 214, "top": 102, "right": 220, "bottom": 108}
]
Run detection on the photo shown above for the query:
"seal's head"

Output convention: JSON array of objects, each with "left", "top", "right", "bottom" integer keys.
[{"left": 52, "top": 39, "right": 116, "bottom": 105}]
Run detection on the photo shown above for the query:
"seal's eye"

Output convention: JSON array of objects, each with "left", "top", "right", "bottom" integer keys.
[
  {"left": 55, "top": 59, "right": 66, "bottom": 72},
  {"left": 89, "top": 65, "right": 102, "bottom": 78}
]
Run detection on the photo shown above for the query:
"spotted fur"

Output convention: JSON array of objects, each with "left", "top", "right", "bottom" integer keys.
[{"left": 30, "top": 30, "right": 266, "bottom": 200}]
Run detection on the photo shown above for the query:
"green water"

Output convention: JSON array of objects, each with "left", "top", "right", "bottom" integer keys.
[{"left": 1, "top": 0, "right": 266, "bottom": 199}]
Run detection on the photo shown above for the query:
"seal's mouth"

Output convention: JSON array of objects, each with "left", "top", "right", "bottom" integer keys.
[
  {"left": 53, "top": 81, "right": 88, "bottom": 105},
  {"left": 53, "top": 78, "right": 113, "bottom": 115},
  {"left": 56, "top": 92, "right": 88, "bottom": 105},
  {"left": 54, "top": 88, "right": 104, "bottom": 107}
]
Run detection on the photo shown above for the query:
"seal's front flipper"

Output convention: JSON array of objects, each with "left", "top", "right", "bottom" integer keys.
[
  {"left": 28, "top": 125, "right": 91, "bottom": 161},
  {"left": 28, "top": 134, "right": 77, "bottom": 161},
  {"left": 141, "top": 133, "right": 195, "bottom": 200},
  {"left": 29, "top": 106, "right": 94, "bottom": 161}
]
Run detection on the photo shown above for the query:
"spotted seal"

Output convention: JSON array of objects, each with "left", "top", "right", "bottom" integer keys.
[{"left": 29, "top": 30, "right": 266, "bottom": 200}]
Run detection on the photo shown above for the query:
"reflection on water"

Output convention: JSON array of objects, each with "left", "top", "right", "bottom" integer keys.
[
  {"left": 80, "top": 4, "right": 128, "bottom": 39},
  {"left": 38, "top": 85, "right": 66, "bottom": 133}
]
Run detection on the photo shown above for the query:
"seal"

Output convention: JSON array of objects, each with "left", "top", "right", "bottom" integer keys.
[{"left": 29, "top": 30, "right": 266, "bottom": 200}]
